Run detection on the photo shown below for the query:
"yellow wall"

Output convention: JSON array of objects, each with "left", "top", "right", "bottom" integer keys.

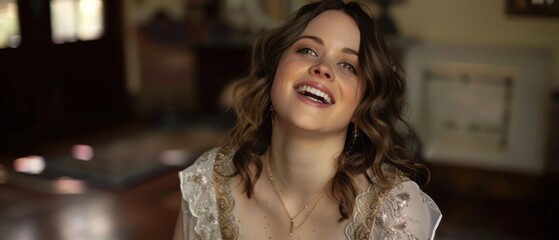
[{"left": 392, "top": 0, "right": 559, "bottom": 88}]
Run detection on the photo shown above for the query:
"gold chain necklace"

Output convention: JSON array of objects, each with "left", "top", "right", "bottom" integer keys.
[{"left": 266, "top": 164, "right": 326, "bottom": 237}]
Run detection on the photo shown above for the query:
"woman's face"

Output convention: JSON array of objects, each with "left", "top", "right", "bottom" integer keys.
[{"left": 270, "top": 10, "right": 363, "bottom": 135}]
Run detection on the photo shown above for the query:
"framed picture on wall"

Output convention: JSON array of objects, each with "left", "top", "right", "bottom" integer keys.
[
  {"left": 420, "top": 62, "right": 515, "bottom": 157},
  {"left": 404, "top": 44, "right": 550, "bottom": 173},
  {"left": 506, "top": 0, "right": 559, "bottom": 16}
]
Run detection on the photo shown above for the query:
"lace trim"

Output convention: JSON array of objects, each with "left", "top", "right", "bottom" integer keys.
[
  {"left": 345, "top": 165, "right": 407, "bottom": 240},
  {"left": 179, "top": 149, "right": 220, "bottom": 239},
  {"left": 214, "top": 146, "right": 239, "bottom": 240},
  {"left": 374, "top": 184, "right": 421, "bottom": 240},
  {"left": 204, "top": 147, "right": 413, "bottom": 240}
]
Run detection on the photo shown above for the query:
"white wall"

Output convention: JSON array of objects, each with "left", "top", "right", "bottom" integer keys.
[
  {"left": 405, "top": 44, "right": 550, "bottom": 174},
  {"left": 392, "top": 0, "right": 557, "bottom": 174}
]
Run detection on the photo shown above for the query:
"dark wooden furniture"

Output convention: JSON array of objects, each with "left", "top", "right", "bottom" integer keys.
[
  {"left": 0, "top": 0, "right": 130, "bottom": 155},
  {"left": 194, "top": 43, "right": 249, "bottom": 114}
]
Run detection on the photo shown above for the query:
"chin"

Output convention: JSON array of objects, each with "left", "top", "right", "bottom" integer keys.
[{"left": 286, "top": 115, "right": 348, "bottom": 135}]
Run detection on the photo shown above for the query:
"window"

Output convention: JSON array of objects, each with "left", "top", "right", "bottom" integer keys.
[
  {"left": 0, "top": 0, "right": 21, "bottom": 48},
  {"left": 50, "top": 0, "right": 104, "bottom": 44}
]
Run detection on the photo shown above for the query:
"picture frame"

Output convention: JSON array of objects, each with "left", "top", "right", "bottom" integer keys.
[
  {"left": 420, "top": 62, "right": 515, "bottom": 156},
  {"left": 404, "top": 43, "right": 550, "bottom": 173}
]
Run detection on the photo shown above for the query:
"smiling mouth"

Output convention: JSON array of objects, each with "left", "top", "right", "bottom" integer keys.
[{"left": 295, "top": 85, "right": 333, "bottom": 104}]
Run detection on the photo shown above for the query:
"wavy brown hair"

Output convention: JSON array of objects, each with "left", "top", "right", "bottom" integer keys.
[{"left": 226, "top": 0, "right": 428, "bottom": 221}]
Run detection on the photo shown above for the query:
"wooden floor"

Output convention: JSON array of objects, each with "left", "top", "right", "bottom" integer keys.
[
  {"left": 0, "top": 122, "right": 223, "bottom": 240},
  {"left": 0, "top": 122, "right": 556, "bottom": 240},
  {"left": 0, "top": 170, "right": 181, "bottom": 240}
]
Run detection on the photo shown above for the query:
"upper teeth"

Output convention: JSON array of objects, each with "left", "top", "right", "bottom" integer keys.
[{"left": 296, "top": 85, "right": 332, "bottom": 104}]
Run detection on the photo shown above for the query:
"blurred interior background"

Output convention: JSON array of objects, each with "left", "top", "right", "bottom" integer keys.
[{"left": 0, "top": 0, "right": 558, "bottom": 239}]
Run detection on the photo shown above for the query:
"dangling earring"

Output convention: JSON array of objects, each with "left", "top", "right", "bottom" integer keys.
[
  {"left": 269, "top": 105, "right": 275, "bottom": 113},
  {"left": 352, "top": 123, "right": 359, "bottom": 146}
]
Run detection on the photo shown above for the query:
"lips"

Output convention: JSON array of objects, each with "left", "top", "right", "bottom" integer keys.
[{"left": 294, "top": 83, "right": 335, "bottom": 105}]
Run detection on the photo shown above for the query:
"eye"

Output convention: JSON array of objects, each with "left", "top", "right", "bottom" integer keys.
[
  {"left": 339, "top": 62, "right": 356, "bottom": 74},
  {"left": 297, "top": 48, "right": 318, "bottom": 57}
]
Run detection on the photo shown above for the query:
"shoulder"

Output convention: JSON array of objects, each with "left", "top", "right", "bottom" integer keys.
[{"left": 372, "top": 180, "right": 442, "bottom": 240}]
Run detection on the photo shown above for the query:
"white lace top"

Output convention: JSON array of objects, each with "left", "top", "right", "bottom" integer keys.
[{"left": 176, "top": 147, "right": 442, "bottom": 240}]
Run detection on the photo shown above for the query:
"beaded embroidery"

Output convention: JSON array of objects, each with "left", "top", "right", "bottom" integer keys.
[
  {"left": 179, "top": 147, "right": 441, "bottom": 240},
  {"left": 179, "top": 149, "right": 221, "bottom": 239}
]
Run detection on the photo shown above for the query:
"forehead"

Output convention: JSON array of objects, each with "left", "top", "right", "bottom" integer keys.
[{"left": 301, "top": 10, "right": 360, "bottom": 49}]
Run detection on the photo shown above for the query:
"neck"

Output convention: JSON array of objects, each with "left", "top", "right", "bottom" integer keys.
[{"left": 266, "top": 119, "right": 347, "bottom": 200}]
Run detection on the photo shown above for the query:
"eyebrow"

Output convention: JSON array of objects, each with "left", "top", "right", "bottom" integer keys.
[{"left": 298, "top": 35, "right": 359, "bottom": 56}]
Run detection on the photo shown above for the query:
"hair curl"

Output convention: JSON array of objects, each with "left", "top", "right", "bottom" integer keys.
[{"left": 226, "top": 0, "right": 428, "bottom": 221}]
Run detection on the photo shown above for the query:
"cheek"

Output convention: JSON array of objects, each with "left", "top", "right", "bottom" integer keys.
[
  {"left": 354, "top": 85, "right": 364, "bottom": 106},
  {"left": 270, "top": 67, "right": 288, "bottom": 107},
  {"left": 270, "top": 58, "right": 296, "bottom": 103},
  {"left": 344, "top": 80, "right": 364, "bottom": 107},
  {"left": 270, "top": 77, "right": 281, "bottom": 105}
]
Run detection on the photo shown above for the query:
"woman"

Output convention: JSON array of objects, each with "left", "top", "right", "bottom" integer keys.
[{"left": 174, "top": 0, "right": 441, "bottom": 239}]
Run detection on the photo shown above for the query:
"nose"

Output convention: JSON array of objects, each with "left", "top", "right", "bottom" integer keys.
[{"left": 309, "top": 62, "right": 333, "bottom": 80}]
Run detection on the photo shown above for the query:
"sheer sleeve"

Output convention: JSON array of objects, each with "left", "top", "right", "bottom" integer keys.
[
  {"left": 173, "top": 148, "right": 222, "bottom": 240},
  {"left": 370, "top": 181, "right": 442, "bottom": 240},
  {"left": 173, "top": 199, "right": 201, "bottom": 240}
]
